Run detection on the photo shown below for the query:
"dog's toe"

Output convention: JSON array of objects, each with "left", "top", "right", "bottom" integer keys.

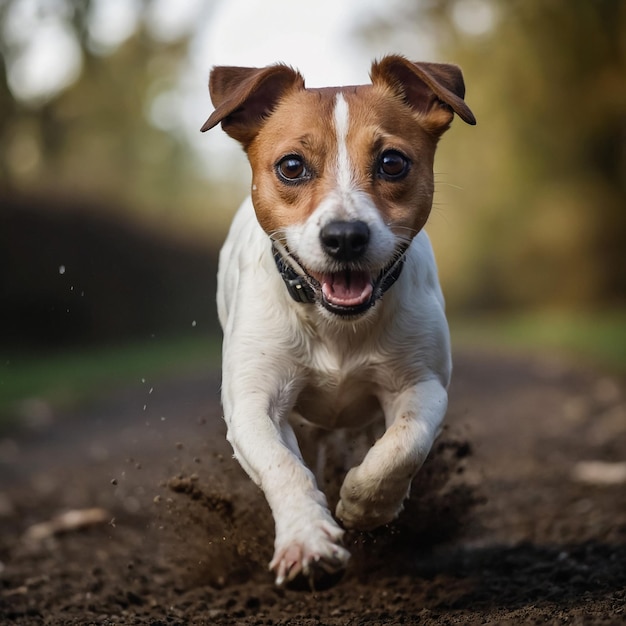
[
  {"left": 285, "top": 563, "right": 346, "bottom": 591},
  {"left": 270, "top": 523, "right": 350, "bottom": 586},
  {"left": 270, "top": 546, "right": 300, "bottom": 585}
]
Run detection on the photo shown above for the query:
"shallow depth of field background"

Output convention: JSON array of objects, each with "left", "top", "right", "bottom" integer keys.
[{"left": 1, "top": 0, "right": 624, "bottom": 427}]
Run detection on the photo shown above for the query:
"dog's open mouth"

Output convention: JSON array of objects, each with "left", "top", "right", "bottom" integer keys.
[
  {"left": 272, "top": 241, "right": 408, "bottom": 317},
  {"left": 309, "top": 269, "right": 374, "bottom": 311}
]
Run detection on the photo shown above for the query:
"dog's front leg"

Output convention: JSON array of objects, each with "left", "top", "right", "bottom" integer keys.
[
  {"left": 336, "top": 377, "right": 448, "bottom": 530},
  {"left": 224, "top": 391, "right": 350, "bottom": 584}
]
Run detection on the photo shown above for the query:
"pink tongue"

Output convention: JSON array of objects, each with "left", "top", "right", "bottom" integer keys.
[{"left": 321, "top": 270, "right": 373, "bottom": 307}]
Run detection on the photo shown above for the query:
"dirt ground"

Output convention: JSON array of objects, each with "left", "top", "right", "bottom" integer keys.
[{"left": 1, "top": 348, "right": 625, "bottom": 625}]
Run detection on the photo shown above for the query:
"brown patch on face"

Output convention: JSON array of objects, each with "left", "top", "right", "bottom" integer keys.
[
  {"left": 341, "top": 85, "right": 439, "bottom": 239},
  {"left": 245, "top": 83, "right": 440, "bottom": 242},
  {"left": 245, "top": 88, "right": 340, "bottom": 237}
]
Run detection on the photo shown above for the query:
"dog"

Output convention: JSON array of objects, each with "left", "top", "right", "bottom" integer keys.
[{"left": 201, "top": 55, "right": 475, "bottom": 585}]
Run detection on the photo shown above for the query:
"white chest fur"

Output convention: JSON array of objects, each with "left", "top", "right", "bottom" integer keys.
[{"left": 295, "top": 348, "right": 386, "bottom": 429}]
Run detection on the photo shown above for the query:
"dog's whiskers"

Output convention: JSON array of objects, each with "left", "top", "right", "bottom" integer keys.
[
  {"left": 270, "top": 234, "right": 299, "bottom": 263},
  {"left": 269, "top": 229, "right": 288, "bottom": 242},
  {"left": 434, "top": 172, "right": 463, "bottom": 191},
  {"left": 391, "top": 226, "right": 420, "bottom": 238}
]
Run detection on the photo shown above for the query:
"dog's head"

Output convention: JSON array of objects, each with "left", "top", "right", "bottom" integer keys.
[{"left": 202, "top": 55, "right": 475, "bottom": 318}]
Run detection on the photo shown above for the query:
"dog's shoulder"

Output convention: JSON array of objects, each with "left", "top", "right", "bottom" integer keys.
[
  {"left": 219, "top": 196, "right": 264, "bottom": 262},
  {"left": 217, "top": 197, "right": 280, "bottom": 328},
  {"left": 402, "top": 229, "right": 446, "bottom": 309}
]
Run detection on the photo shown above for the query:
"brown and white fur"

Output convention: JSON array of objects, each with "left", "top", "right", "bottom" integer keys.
[{"left": 201, "top": 55, "right": 475, "bottom": 585}]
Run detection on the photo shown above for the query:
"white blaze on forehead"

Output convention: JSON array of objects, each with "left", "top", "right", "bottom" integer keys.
[
  {"left": 333, "top": 93, "right": 354, "bottom": 193},
  {"left": 283, "top": 91, "right": 397, "bottom": 272}
]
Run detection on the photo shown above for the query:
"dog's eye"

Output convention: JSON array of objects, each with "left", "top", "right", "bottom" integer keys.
[
  {"left": 276, "top": 155, "right": 308, "bottom": 182},
  {"left": 378, "top": 150, "right": 410, "bottom": 180}
]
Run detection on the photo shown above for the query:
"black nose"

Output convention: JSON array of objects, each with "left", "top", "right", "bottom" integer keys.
[{"left": 320, "top": 220, "right": 370, "bottom": 262}]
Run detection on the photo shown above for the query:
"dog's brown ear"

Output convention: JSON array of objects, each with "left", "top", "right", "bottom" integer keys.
[
  {"left": 201, "top": 64, "right": 304, "bottom": 147},
  {"left": 371, "top": 55, "right": 476, "bottom": 135}
]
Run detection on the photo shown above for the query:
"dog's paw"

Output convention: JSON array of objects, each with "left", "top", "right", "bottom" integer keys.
[
  {"left": 336, "top": 466, "right": 409, "bottom": 531},
  {"left": 336, "top": 497, "right": 400, "bottom": 531},
  {"left": 270, "top": 519, "right": 350, "bottom": 586}
]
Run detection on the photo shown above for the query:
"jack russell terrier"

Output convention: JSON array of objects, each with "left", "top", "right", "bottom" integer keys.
[{"left": 201, "top": 55, "right": 475, "bottom": 585}]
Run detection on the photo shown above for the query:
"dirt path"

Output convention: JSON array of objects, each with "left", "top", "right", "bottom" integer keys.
[{"left": 1, "top": 349, "right": 625, "bottom": 625}]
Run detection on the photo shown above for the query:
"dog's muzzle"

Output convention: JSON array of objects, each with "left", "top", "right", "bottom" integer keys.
[{"left": 271, "top": 241, "right": 408, "bottom": 317}]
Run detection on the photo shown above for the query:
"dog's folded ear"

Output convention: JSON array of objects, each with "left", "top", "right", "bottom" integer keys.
[
  {"left": 370, "top": 55, "right": 476, "bottom": 135},
  {"left": 201, "top": 64, "right": 305, "bottom": 147}
]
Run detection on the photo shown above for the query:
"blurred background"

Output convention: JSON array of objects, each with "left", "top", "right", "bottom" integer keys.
[{"left": 0, "top": 0, "right": 624, "bottom": 426}]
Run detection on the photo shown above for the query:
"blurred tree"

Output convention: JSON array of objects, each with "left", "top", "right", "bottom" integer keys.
[
  {"left": 0, "top": 0, "right": 225, "bottom": 347},
  {"left": 0, "top": 0, "right": 224, "bottom": 244},
  {"left": 363, "top": 0, "right": 626, "bottom": 311}
]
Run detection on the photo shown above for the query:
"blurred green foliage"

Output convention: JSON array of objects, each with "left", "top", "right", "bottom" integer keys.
[
  {"left": 377, "top": 0, "right": 626, "bottom": 312},
  {"left": 0, "top": 0, "right": 227, "bottom": 350},
  {"left": 0, "top": 0, "right": 235, "bottom": 244},
  {"left": 0, "top": 0, "right": 624, "bottom": 317}
]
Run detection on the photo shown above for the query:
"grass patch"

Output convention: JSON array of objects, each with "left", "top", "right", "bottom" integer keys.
[
  {"left": 2, "top": 311, "right": 624, "bottom": 433},
  {"left": 451, "top": 310, "right": 626, "bottom": 374},
  {"left": 0, "top": 333, "right": 221, "bottom": 430}
]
